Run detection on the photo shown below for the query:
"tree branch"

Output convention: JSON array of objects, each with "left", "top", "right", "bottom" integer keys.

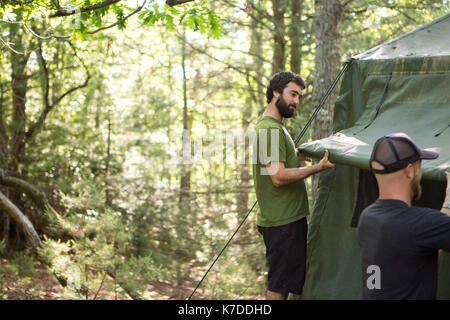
[
  {"left": 175, "top": 33, "right": 266, "bottom": 88},
  {"left": 0, "top": 35, "right": 25, "bottom": 55},
  {"left": 384, "top": 5, "right": 417, "bottom": 23},
  {"left": 166, "top": 0, "right": 195, "bottom": 6},
  {"left": 52, "top": 41, "right": 91, "bottom": 105},
  {"left": 245, "top": 0, "right": 274, "bottom": 21},
  {"left": 0, "top": 173, "right": 50, "bottom": 213},
  {"left": 24, "top": 40, "right": 51, "bottom": 142},
  {"left": 8, "top": 0, "right": 36, "bottom": 4},
  {"left": 207, "top": 44, "right": 270, "bottom": 63},
  {"left": 21, "top": 1, "right": 146, "bottom": 41},
  {"left": 49, "top": 0, "right": 122, "bottom": 18},
  {"left": 342, "top": 26, "right": 370, "bottom": 38},
  {"left": 0, "top": 172, "right": 69, "bottom": 237},
  {"left": 86, "top": 0, "right": 147, "bottom": 35},
  {"left": 0, "top": 190, "right": 42, "bottom": 248},
  {"left": 25, "top": 41, "right": 91, "bottom": 143},
  {"left": 220, "top": 0, "right": 274, "bottom": 32},
  {"left": 344, "top": 7, "right": 368, "bottom": 15}
]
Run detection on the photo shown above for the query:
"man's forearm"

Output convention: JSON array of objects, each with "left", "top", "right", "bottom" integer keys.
[
  {"left": 441, "top": 193, "right": 450, "bottom": 216},
  {"left": 272, "top": 164, "right": 322, "bottom": 187},
  {"left": 442, "top": 180, "right": 450, "bottom": 216}
]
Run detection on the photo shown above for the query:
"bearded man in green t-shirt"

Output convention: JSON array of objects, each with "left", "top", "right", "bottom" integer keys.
[{"left": 253, "top": 72, "right": 335, "bottom": 300}]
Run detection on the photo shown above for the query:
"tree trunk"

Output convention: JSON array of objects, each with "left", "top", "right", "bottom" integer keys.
[
  {"left": 1, "top": 203, "right": 10, "bottom": 249},
  {"left": 0, "top": 82, "right": 8, "bottom": 170},
  {"left": 4, "top": 10, "right": 32, "bottom": 251},
  {"left": 311, "top": 0, "right": 344, "bottom": 202},
  {"left": 237, "top": 3, "right": 264, "bottom": 218},
  {"left": 179, "top": 28, "right": 191, "bottom": 210},
  {"left": 164, "top": 37, "right": 174, "bottom": 187},
  {"left": 105, "top": 111, "right": 113, "bottom": 207},
  {"left": 249, "top": 0, "right": 265, "bottom": 111},
  {"left": 8, "top": 10, "right": 30, "bottom": 175},
  {"left": 289, "top": 0, "right": 303, "bottom": 74},
  {"left": 238, "top": 103, "right": 252, "bottom": 220},
  {"left": 271, "top": 0, "right": 287, "bottom": 74}
]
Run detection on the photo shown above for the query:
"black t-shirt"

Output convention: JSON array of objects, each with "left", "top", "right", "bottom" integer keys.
[{"left": 357, "top": 199, "right": 450, "bottom": 300}]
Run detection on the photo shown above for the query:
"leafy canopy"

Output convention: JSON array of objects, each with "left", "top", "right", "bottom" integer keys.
[{"left": 0, "top": 0, "right": 223, "bottom": 40}]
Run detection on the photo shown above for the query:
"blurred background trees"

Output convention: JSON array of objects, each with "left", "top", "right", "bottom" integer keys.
[{"left": 0, "top": 0, "right": 447, "bottom": 299}]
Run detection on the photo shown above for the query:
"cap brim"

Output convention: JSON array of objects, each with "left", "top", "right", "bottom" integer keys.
[{"left": 419, "top": 149, "right": 439, "bottom": 160}]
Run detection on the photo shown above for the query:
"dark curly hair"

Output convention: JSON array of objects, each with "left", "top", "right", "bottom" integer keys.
[{"left": 265, "top": 72, "right": 306, "bottom": 104}]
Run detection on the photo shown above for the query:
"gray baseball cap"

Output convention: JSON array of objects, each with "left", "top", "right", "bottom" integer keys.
[{"left": 369, "top": 132, "right": 439, "bottom": 174}]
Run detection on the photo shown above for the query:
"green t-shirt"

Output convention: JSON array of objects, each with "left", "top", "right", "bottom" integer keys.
[{"left": 252, "top": 116, "right": 309, "bottom": 227}]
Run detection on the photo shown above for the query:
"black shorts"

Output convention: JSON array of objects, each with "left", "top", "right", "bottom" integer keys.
[{"left": 257, "top": 218, "right": 307, "bottom": 295}]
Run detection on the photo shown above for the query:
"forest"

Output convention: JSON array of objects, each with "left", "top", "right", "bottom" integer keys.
[{"left": 0, "top": 0, "right": 448, "bottom": 300}]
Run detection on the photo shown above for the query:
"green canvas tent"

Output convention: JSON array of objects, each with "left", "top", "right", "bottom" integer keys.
[{"left": 297, "top": 14, "right": 450, "bottom": 299}]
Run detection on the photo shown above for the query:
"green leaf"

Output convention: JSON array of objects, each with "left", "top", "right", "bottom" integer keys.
[
  {"left": 91, "top": 11, "right": 103, "bottom": 27},
  {"left": 165, "top": 14, "right": 175, "bottom": 31},
  {"left": 168, "top": 6, "right": 180, "bottom": 16},
  {"left": 80, "top": 12, "right": 90, "bottom": 21}
]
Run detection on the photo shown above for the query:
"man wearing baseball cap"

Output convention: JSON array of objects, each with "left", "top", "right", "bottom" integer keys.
[{"left": 357, "top": 132, "right": 450, "bottom": 300}]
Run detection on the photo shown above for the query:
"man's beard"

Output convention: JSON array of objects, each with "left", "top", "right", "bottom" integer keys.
[
  {"left": 411, "top": 175, "right": 422, "bottom": 201},
  {"left": 276, "top": 95, "right": 296, "bottom": 118}
]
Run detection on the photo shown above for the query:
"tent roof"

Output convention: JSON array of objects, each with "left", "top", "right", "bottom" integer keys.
[
  {"left": 300, "top": 14, "right": 450, "bottom": 181},
  {"left": 354, "top": 13, "right": 450, "bottom": 60}
]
